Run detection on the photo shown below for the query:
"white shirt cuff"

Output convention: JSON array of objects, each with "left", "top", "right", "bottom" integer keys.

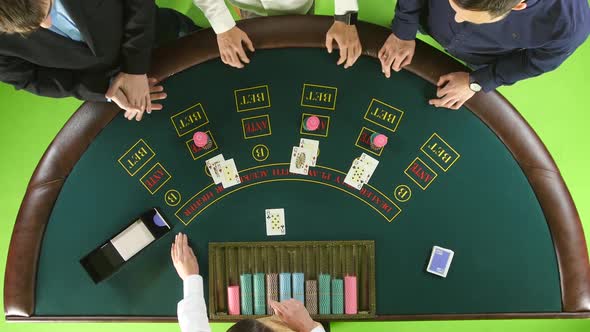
[
  {"left": 334, "top": 0, "right": 359, "bottom": 15},
  {"left": 311, "top": 324, "right": 326, "bottom": 332},
  {"left": 208, "top": 9, "right": 237, "bottom": 34},
  {"left": 183, "top": 274, "right": 204, "bottom": 298}
]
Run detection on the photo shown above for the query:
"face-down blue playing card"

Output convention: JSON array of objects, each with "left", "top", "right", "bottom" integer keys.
[{"left": 426, "top": 246, "right": 454, "bottom": 278}]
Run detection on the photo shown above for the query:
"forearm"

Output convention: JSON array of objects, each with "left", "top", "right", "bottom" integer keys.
[
  {"left": 27, "top": 74, "right": 108, "bottom": 101},
  {"left": 0, "top": 58, "right": 109, "bottom": 101},
  {"left": 121, "top": 0, "right": 157, "bottom": 74},
  {"left": 470, "top": 48, "right": 572, "bottom": 92},
  {"left": 178, "top": 275, "right": 211, "bottom": 332},
  {"left": 391, "top": 0, "right": 427, "bottom": 40},
  {"left": 192, "top": 0, "right": 235, "bottom": 34}
]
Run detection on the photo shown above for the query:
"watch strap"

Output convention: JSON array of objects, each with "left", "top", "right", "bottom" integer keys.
[{"left": 334, "top": 11, "right": 358, "bottom": 25}]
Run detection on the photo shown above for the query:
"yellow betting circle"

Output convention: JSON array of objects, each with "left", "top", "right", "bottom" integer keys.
[
  {"left": 394, "top": 184, "right": 412, "bottom": 203},
  {"left": 164, "top": 189, "right": 182, "bottom": 207},
  {"left": 204, "top": 164, "right": 211, "bottom": 177},
  {"left": 252, "top": 144, "right": 270, "bottom": 162}
]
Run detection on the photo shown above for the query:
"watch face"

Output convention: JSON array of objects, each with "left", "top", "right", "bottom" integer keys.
[
  {"left": 470, "top": 83, "right": 482, "bottom": 92},
  {"left": 348, "top": 12, "right": 358, "bottom": 25}
]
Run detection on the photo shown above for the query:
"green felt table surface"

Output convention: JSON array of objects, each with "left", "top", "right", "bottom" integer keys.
[{"left": 34, "top": 48, "right": 560, "bottom": 317}]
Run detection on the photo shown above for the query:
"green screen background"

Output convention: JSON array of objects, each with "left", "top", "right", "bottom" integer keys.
[{"left": 1, "top": 0, "right": 588, "bottom": 331}]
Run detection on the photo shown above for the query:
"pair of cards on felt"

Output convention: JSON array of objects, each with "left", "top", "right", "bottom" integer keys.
[
  {"left": 289, "top": 138, "right": 319, "bottom": 175},
  {"left": 344, "top": 153, "right": 379, "bottom": 190},
  {"left": 206, "top": 154, "right": 240, "bottom": 188}
]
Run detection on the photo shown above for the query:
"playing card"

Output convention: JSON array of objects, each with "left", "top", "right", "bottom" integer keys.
[
  {"left": 216, "top": 158, "right": 241, "bottom": 188},
  {"left": 289, "top": 146, "right": 312, "bottom": 175},
  {"left": 205, "top": 154, "right": 225, "bottom": 184},
  {"left": 265, "top": 208, "right": 286, "bottom": 236},
  {"left": 299, "top": 138, "right": 319, "bottom": 166},
  {"left": 359, "top": 153, "right": 379, "bottom": 183},
  {"left": 426, "top": 246, "right": 454, "bottom": 278},
  {"left": 344, "top": 158, "right": 366, "bottom": 190}
]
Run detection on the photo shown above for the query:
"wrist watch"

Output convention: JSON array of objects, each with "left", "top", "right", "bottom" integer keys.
[
  {"left": 334, "top": 11, "right": 358, "bottom": 25},
  {"left": 469, "top": 75, "right": 482, "bottom": 92}
]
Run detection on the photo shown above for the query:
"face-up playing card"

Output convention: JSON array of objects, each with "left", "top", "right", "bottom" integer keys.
[
  {"left": 215, "top": 158, "right": 241, "bottom": 188},
  {"left": 426, "top": 246, "right": 454, "bottom": 278},
  {"left": 344, "top": 158, "right": 367, "bottom": 190},
  {"left": 344, "top": 153, "right": 380, "bottom": 190},
  {"left": 289, "top": 146, "right": 312, "bottom": 175},
  {"left": 358, "top": 153, "right": 379, "bottom": 183},
  {"left": 205, "top": 154, "right": 225, "bottom": 184},
  {"left": 265, "top": 208, "right": 286, "bottom": 236},
  {"left": 299, "top": 138, "right": 319, "bottom": 166}
]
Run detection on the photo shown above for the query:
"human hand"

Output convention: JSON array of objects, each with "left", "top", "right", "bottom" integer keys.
[
  {"left": 146, "top": 77, "right": 166, "bottom": 113},
  {"left": 171, "top": 233, "right": 200, "bottom": 280},
  {"left": 106, "top": 72, "right": 150, "bottom": 113},
  {"left": 378, "top": 33, "right": 416, "bottom": 78},
  {"left": 428, "top": 72, "right": 475, "bottom": 110},
  {"left": 270, "top": 299, "right": 319, "bottom": 332},
  {"left": 325, "top": 21, "right": 362, "bottom": 69},
  {"left": 109, "top": 88, "right": 139, "bottom": 120},
  {"left": 110, "top": 78, "right": 166, "bottom": 121},
  {"left": 217, "top": 26, "right": 255, "bottom": 68}
]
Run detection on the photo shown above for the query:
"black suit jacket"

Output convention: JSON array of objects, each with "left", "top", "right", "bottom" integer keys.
[{"left": 0, "top": 0, "right": 155, "bottom": 101}]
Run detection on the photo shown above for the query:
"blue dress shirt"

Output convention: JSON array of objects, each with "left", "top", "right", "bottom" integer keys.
[
  {"left": 48, "top": 0, "right": 84, "bottom": 42},
  {"left": 392, "top": 0, "right": 590, "bottom": 92}
]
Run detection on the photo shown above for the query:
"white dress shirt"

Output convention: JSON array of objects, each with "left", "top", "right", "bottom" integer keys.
[
  {"left": 192, "top": 0, "right": 359, "bottom": 34},
  {"left": 177, "top": 274, "right": 326, "bottom": 332},
  {"left": 178, "top": 275, "right": 212, "bottom": 332}
]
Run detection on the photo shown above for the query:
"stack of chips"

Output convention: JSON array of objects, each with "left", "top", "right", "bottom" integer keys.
[
  {"left": 292, "top": 273, "right": 305, "bottom": 303},
  {"left": 279, "top": 272, "right": 292, "bottom": 301},
  {"left": 227, "top": 285, "right": 241, "bottom": 315},
  {"left": 303, "top": 116, "right": 320, "bottom": 132},
  {"left": 319, "top": 274, "right": 331, "bottom": 314},
  {"left": 305, "top": 280, "right": 318, "bottom": 314},
  {"left": 331, "top": 279, "right": 344, "bottom": 314},
  {"left": 370, "top": 133, "right": 388, "bottom": 151},
  {"left": 344, "top": 275, "right": 358, "bottom": 315},
  {"left": 253, "top": 273, "right": 266, "bottom": 315},
  {"left": 240, "top": 274, "right": 253, "bottom": 315},
  {"left": 266, "top": 273, "right": 278, "bottom": 314},
  {"left": 193, "top": 131, "right": 213, "bottom": 149}
]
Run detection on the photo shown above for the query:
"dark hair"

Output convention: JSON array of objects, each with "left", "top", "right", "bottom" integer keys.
[
  {"left": 227, "top": 319, "right": 274, "bottom": 332},
  {"left": 453, "top": 0, "right": 523, "bottom": 17},
  {"left": 0, "top": 0, "right": 48, "bottom": 33}
]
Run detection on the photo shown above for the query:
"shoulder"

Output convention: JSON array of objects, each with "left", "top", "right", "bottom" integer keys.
[
  {"left": 526, "top": 0, "right": 590, "bottom": 47},
  {"left": 545, "top": 0, "right": 589, "bottom": 39},
  {"left": 0, "top": 31, "right": 41, "bottom": 54}
]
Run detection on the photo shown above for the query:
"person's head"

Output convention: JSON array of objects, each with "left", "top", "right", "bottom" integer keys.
[
  {"left": 449, "top": 0, "right": 527, "bottom": 24},
  {"left": 227, "top": 319, "right": 274, "bottom": 332},
  {"left": 0, "top": 0, "right": 53, "bottom": 34}
]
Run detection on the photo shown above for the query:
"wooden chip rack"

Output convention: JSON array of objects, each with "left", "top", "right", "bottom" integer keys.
[{"left": 208, "top": 240, "right": 376, "bottom": 320}]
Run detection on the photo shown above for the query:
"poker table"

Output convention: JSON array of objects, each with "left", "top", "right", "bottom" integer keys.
[{"left": 5, "top": 16, "right": 590, "bottom": 322}]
